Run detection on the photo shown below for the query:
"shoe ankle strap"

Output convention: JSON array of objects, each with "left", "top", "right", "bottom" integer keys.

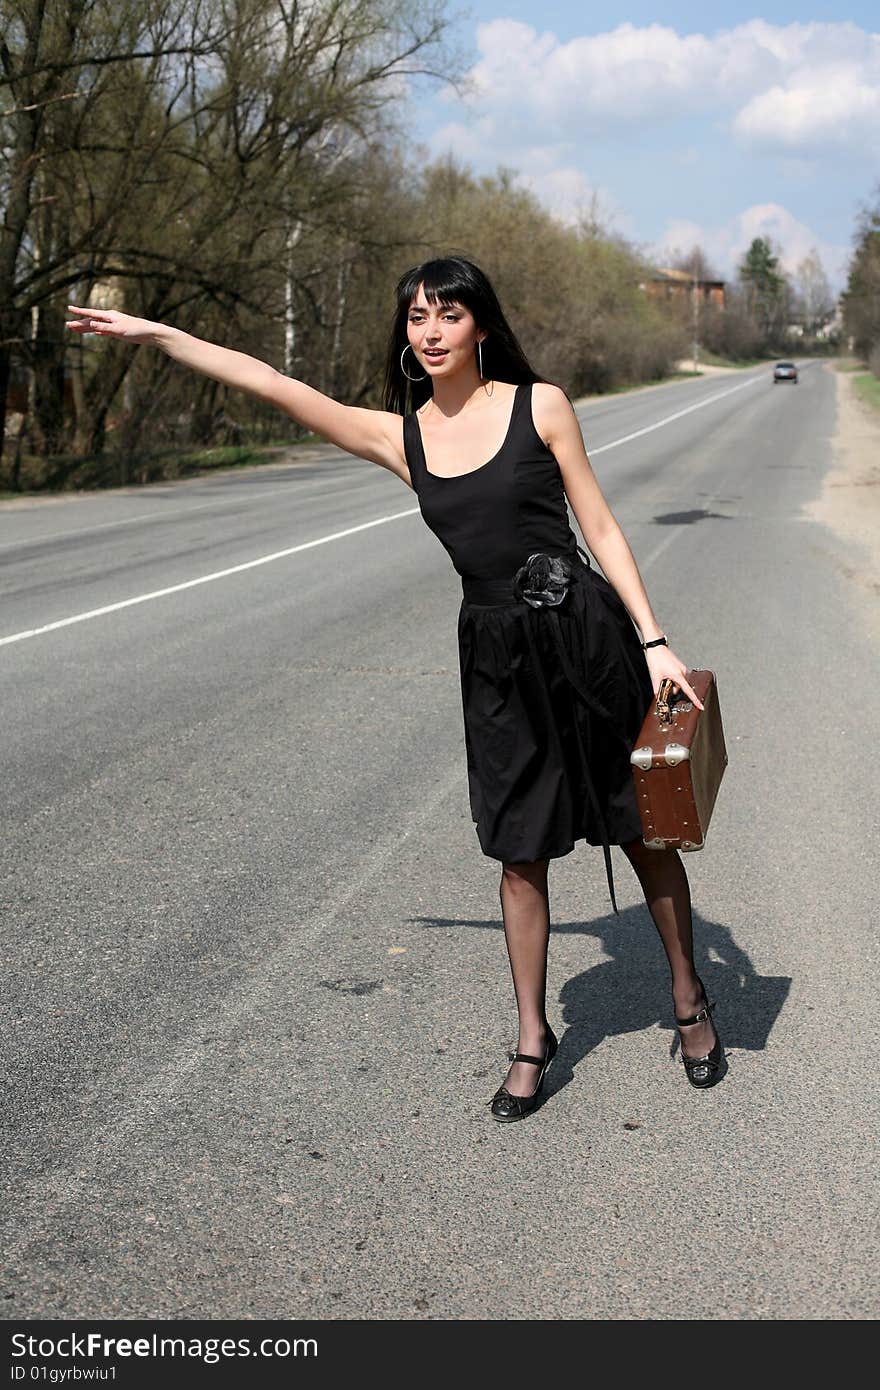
[
  {"left": 507, "top": 1051, "right": 546, "bottom": 1067},
  {"left": 675, "top": 1002, "right": 712, "bottom": 1027}
]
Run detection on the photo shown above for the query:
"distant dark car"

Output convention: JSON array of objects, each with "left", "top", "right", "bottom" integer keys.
[{"left": 773, "top": 361, "right": 798, "bottom": 382}]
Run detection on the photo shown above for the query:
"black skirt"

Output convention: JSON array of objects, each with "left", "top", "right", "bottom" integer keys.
[{"left": 457, "top": 554, "right": 653, "bottom": 905}]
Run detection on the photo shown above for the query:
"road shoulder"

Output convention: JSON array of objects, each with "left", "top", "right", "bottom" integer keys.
[{"left": 806, "top": 362, "right": 880, "bottom": 642}]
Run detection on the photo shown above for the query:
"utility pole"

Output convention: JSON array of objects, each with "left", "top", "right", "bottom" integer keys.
[{"left": 692, "top": 269, "right": 700, "bottom": 373}]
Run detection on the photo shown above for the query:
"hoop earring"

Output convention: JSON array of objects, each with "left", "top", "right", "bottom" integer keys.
[
  {"left": 400, "top": 344, "right": 427, "bottom": 382},
  {"left": 478, "top": 338, "right": 493, "bottom": 394}
]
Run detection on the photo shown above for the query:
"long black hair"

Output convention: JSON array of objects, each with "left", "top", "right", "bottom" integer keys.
[{"left": 383, "top": 256, "right": 542, "bottom": 415}]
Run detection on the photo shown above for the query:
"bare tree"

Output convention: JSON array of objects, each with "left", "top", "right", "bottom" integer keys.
[
  {"left": 793, "top": 249, "right": 834, "bottom": 336},
  {"left": 670, "top": 244, "right": 720, "bottom": 283},
  {"left": 841, "top": 187, "right": 880, "bottom": 365},
  {"left": 0, "top": 0, "right": 456, "bottom": 472},
  {"left": 0, "top": 1, "right": 230, "bottom": 454}
]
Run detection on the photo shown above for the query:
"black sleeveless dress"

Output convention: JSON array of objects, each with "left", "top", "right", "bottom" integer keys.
[{"left": 402, "top": 382, "right": 653, "bottom": 910}]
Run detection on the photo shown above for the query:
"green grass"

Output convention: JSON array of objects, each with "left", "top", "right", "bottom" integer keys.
[
  {"left": 832, "top": 357, "right": 866, "bottom": 372},
  {"left": 852, "top": 371, "right": 880, "bottom": 412},
  {"left": 164, "top": 443, "right": 292, "bottom": 472},
  {"left": 0, "top": 435, "right": 321, "bottom": 497},
  {"left": 830, "top": 356, "right": 880, "bottom": 409},
  {"left": 828, "top": 358, "right": 873, "bottom": 375},
  {"left": 689, "top": 348, "right": 768, "bottom": 369}
]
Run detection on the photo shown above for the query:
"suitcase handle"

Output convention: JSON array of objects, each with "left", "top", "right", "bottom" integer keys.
[{"left": 656, "top": 678, "right": 676, "bottom": 727}]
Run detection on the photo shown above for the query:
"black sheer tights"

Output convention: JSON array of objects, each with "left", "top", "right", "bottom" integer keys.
[
  {"left": 497, "top": 859, "right": 553, "bottom": 1098},
  {"left": 497, "top": 841, "right": 715, "bottom": 1097},
  {"left": 619, "top": 838, "right": 716, "bottom": 1060}
]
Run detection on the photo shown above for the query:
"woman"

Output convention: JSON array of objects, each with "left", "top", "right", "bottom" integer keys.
[{"left": 66, "top": 255, "right": 723, "bottom": 1120}]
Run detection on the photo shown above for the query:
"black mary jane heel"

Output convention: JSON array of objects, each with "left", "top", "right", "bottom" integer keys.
[
  {"left": 490, "top": 1027, "right": 558, "bottom": 1122},
  {"left": 675, "top": 976, "right": 724, "bottom": 1089}
]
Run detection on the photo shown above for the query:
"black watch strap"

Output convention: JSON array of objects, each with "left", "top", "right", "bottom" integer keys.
[{"left": 642, "top": 635, "right": 668, "bottom": 650}]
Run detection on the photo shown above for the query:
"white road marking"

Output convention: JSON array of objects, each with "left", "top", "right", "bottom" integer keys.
[
  {"left": 0, "top": 507, "right": 420, "bottom": 646},
  {"left": 2, "top": 373, "right": 764, "bottom": 647},
  {"left": 584, "top": 374, "right": 761, "bottom": 455}
]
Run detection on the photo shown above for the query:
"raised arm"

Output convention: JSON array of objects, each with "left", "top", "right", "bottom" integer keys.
[{"left": 65, "top": 307, "right": 409, "bottom": 484}]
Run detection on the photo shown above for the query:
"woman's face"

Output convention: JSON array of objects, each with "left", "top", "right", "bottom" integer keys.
[{"left": 406, "top": 285, "right": 485, "bottom": 380}]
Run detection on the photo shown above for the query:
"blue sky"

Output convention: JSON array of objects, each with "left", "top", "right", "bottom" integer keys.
[{"left": 411, "top": 4, "right": 880, "bottom": 291}]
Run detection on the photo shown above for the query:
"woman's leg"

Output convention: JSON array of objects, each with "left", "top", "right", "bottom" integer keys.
[
  {"left": 620, "top": 838, "right": 717, "bottom": 1058},
  {"left": 498, "top": 858, "right": 552, "bottom": 1096}
]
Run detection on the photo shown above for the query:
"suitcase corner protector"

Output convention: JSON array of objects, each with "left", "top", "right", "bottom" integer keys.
[{"left": 664, "top": 742, "right": 690, "bottom": 766}]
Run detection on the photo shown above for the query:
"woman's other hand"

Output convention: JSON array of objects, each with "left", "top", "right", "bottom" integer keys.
[
  {"left": 644, "top": 645, "right": 705, "bottom": 710},
  {"left": 66, "top": 306, "right": 156, "bottom": 343}
]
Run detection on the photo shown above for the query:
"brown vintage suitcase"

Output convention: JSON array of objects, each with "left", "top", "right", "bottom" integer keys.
[{"left": 630, "top": 670, "right": 728, "bottom": 851}]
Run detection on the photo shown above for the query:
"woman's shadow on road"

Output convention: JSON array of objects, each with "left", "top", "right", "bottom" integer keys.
[{"left": 414, "top": 904, "right": 791, "bottom": 1091}]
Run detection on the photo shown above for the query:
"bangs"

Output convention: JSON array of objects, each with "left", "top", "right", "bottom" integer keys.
[{"left": 398, "top": 259, "right": 476, "bottom": 311}]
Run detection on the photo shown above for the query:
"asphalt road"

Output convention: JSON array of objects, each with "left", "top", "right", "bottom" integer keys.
[{"left": 1, "top": 360, "right": 876, "bottom": 1321}]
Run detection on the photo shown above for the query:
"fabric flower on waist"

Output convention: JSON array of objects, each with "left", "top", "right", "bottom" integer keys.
[{"left": 513, "top": 553, "right": 573, "bottom": 609}]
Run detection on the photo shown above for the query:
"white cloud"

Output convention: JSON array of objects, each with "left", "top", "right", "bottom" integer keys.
[
  {"left": 514, "top": 167, "right": 635, "bottom": 235},
  {"left": 734, "top": 73, "right": 880, "bottom": 154},
  {"left": 423, "top": 19, "right": 874, "bottom": 287},
  {"left": 457, "top": 20, "right": 716, "bottom": 133},
  {"left": 432, "top": 18, "right": 880, "bottom": 158},
  {"left": 428, "top": 119, "right": 491, "bottom": 164},
  {"left": 656, "top": 203, "right": 851, "bottom": 290}
]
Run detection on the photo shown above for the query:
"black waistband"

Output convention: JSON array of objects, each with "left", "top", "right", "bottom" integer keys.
[{"left": 461, "top": 576, "right": 521, "bottom": 605}]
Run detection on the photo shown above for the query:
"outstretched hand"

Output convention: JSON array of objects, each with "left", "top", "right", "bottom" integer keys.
[
  {"left": 644, "top": 644, "right": 705, "bottom": 710},
  {"left": 65, "top": 306, "right": 156, "bottom": 343}
]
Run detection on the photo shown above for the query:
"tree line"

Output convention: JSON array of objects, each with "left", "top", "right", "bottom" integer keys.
[
  {"left": 0, "top": 1, "right": 843, "bottom": 493},
  {"left": 841, "top": 185, "right": 880, "bottom": 376}
]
